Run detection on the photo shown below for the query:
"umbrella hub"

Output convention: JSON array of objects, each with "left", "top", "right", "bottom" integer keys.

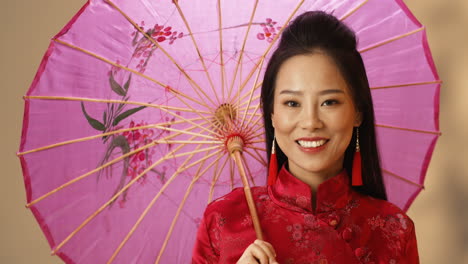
[
  {"left": 214, "top": 103, "right": 237, "bottom": 128},
  {"left": 226, "top": 135, "right": 244, "bottom": 154}
]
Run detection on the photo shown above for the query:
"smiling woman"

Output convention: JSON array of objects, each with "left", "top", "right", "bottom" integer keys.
[
  {"left": 272, "top": 53, "right": 361, "bottom": 191},
  {"left": 193, "top": 11, "right": 418, "bottom": 263}
]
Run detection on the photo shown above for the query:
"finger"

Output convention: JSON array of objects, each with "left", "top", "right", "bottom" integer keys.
[
  {"left": 237, "top": 254, "right": 259, "bottom": 264},
  {"left": 250, "top": 244, "right": 270, "bottom": 264},
  {"left": 254, "top": 240, "right": 277, "bottom": 260},
  {"left": 237, "top": 244, "right": 264, "bottom": 264}
]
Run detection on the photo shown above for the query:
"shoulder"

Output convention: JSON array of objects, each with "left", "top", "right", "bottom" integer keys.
[
  {"left": 361, "top": 194, "right": 413, "bottom": 222},
  {"left": 351, "top": 193, "right": 416, "bottom": 241},
  {"left": 346, "top": 194, "right": 419, "bottom": 261}
]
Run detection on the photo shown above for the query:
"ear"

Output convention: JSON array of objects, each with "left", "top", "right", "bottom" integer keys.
[
  {"left": 271, "top": 113, "right": 276, "bottom": 128},
  {"left": 354, "top": 112, "right": 363, "bottom": 127}
]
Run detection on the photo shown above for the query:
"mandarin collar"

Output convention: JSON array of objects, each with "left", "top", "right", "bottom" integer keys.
[{"left": 268, "top": 165, "right": 352, "bottom": 214}]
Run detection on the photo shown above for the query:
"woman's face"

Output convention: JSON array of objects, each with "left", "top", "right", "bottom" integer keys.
[{"left": 272, "top": 52, "right": 361, "bottom": 181}]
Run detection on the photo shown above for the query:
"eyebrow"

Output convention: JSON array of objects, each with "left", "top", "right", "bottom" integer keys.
[{"left": 279, "top": 89, "right": 345, "bottom": 95}]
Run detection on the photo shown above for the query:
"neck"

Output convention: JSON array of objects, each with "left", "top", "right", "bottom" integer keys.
[{"left": 287, "top": 163, "right": 343, "bottom": 195}]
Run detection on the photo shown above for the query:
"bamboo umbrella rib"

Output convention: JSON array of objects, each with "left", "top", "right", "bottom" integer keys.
[
  {"left": 239, "top": 90, "right": 261, "bottom": 107},
  {"left": 238, "top": 102, "right": 262, "bottom": 112},
  {"left": 173, "top": 1, "right": 220, "bottom": 105},
  {"left": 53, "top": 38, "right": 208, "bottom": 109},
  {"left": 376, "top": 124, "right": 441, "bottom": 135},
  {"left": 240, "top": 56, "right": 265, "bottom": 129},
  {"left": 155, "top": 151, "right": 224, "bottom": 263},
  {"left": 229, "top": 158, "right": 235, "bottom": 190},
  {"left": 208, "top": 155, "right": 230, "bottom": 204},
  {"left": 240, "top": 152, "right": 256, "bottom": 186},
  {"left": 245, "top": 145, "right": 266, "bottom": 152},
  {"left": 217, "top": 0, "right": 226, "bottom": 100},
  {"left": 371, "top": 80, "right": 442, "bottom": 90},
  {"left": 245, "top": 114, "right": 263, "bottom": 133},
  {"left": 243, "top": 104, "right": 262, "bottom": 132},
  {"left": 237, "top": 0, "right": 305, "bottom": 99},
  {"left": 104, "top": 0, "right": 217, "bottom": 108},
  {"left": 253, "top": 148, "right": 267, "bottom": 166},
  {"left": 243, "top": 148, "right": 267, "bottom": 167},
  {"left": 153, "top": 140, "right": 221, "bottom": 144},
  {"left": 24, "top": 95, "right": 210, "bottom": 114},
  {"left": 51, "top": 135, "right": 216, "bottom": 255},
  {"left": 157, "top": 106, "right": 222, "bottom": 138},
  {"left": 27, "top": 138, "right": 159, "bottom": 208},
  {"left": 383, "top": 169, "right": 425, "bottom": 189},
  {"left": 237, "top": 56, "right": 243, "bottom": 125},
  {"left": 339, "top": 0, "right": 369, "bottom": 21},
  {"left": 248, "top": 139, "right": 266, "bottom": 145},
  {"left": 242, "top": 111, "right": 263, "bottom": 137},
  {"left": 243, "top": 124, "right": 264, "bottom": 142},
  {"left": 18, "top": 120, "right": 213, "bottom": 156},
  {"left": 245, "top": 130, "right": 265, "bottom": 143},
  {"left": 359, "top": 27, "right": 424, "bottom": 54},
  {"left": 207, "top": 153, "right": 222, "bottom": 204},
  {"left": 25, "top": 126, "right": 206, "bottom": 208},
  {"left": 23, "top": 94, "right": 218, "bottom": 142},
  {"left": 107, "top": 143, "right": 212, "bottom": 263},
  {"left": 227, "top": 0, "right": 260, "bottom": 100}
]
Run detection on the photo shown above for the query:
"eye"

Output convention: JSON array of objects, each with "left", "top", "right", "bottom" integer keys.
[
  {"left": 321, "top": 99, "right": 339, "bottom": 106},
  {"left": 285, "top": 100, "right": 299, "bottom": 107}
]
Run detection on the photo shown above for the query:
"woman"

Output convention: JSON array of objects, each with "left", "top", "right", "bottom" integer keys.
[{"left": 193, "top": 11, "right": 419, "bottom": 263}]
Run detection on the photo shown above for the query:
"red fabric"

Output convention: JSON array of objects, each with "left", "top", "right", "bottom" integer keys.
[
  {"left": 267, "top": 152, "right": 277, "bottom": 186},
  {"left": 352, "top": 151, "right": 363, "bottom": 186},
  {"left": 192, "top": 166, "right": 419, "bottom": 263}
]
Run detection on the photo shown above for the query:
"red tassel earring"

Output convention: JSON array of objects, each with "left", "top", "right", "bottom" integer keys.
[
  {"left": 352, "top": 127, "right": 363, "bottom": 186},
  {"left": 268, "top": 136, "right": 278, "bottom": 186}
]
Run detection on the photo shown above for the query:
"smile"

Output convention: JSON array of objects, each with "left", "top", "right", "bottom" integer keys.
[{"left": 296, "top": 139, "right": 328, "bottom": 148}]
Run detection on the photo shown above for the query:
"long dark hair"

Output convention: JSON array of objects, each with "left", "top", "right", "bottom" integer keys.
[{"left": 261, "top": 11, "right": 387, "bottom": 200}]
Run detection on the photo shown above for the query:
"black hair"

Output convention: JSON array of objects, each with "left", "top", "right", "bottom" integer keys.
[{"left": 261, "top": 11, "right": 387, "bottom": 200}]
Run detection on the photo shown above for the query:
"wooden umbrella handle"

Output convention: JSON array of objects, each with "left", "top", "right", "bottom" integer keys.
[{"left": 232, "top": 150, "right": 264, "bottom": 240}]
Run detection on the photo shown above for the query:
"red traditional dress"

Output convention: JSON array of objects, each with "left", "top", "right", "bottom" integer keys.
[{"left": 192, "top": 166, "right": 419, "bottom": 263}]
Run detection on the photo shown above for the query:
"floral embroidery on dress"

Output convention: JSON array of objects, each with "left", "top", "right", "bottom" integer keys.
[{"left": 241, "top": 214, "right": 253, "bottom": 227}]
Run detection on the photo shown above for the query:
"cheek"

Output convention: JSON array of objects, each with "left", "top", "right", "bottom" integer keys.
[
  {"left": 328, "top": 112, "right": 356, "bottom": 140},
  {"left": 272, "top": 110, "right": 294, "bottom": 133}
]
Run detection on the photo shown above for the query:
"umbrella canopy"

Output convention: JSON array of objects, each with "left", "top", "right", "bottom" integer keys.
[{"left": 18, "top": 0, "right": 440, "bottom": 263}]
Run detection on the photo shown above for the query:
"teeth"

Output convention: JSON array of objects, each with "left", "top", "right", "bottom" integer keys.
[{"left": 297, "top": 139, "right": 327, "bottom": 148}]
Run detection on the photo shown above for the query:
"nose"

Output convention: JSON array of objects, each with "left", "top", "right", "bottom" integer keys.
[{"left": 299, "top": 105, "right": 323, "bottom": 130}]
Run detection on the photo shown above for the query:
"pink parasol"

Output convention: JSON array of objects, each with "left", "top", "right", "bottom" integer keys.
[{"left": 18, "top": 0, "right": 440, "bottom": 263}]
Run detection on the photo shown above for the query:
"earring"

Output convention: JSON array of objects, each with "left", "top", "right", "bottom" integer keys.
[
  {"left": 352, "top": 127, "right": 363, "bottom": 186},
  {"left": 267, "top": 136, "right": 278, "bottom": 186}
]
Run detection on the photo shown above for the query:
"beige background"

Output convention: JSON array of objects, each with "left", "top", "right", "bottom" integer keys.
[{"left": 1, "top": 0, "right": 467, "bottom": 263}]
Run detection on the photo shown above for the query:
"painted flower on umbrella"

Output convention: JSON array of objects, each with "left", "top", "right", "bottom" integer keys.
[
  {"left": 257, "top": 18, "right": 281, "bottom": 43},
  {"left": 123, "top": 121, "right": 156, "bottom": 180},
  {"left": 131, "top": 21, "right": 184, "bottom": 73},
  {"left": 122, "top": 120, "right": 173, "bottom": 184}
]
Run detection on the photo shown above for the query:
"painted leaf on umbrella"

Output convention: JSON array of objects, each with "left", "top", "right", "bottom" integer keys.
[
  {"left": 81, "top": 73, "right": 146, "bottom": 136},
  {"left": 113, "top": 106, "right": 146, "bottom": 126},
  {"left": 81, "top": 102, "right": 106, "bottom": 131},
  {"left": 109, "top": 72, "right": 127, "bottom": 96}
]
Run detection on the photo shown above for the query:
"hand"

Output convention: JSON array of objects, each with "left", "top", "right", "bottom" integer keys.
[{"left": 236, "top": 239, "right": 278, "bottom": 264}]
